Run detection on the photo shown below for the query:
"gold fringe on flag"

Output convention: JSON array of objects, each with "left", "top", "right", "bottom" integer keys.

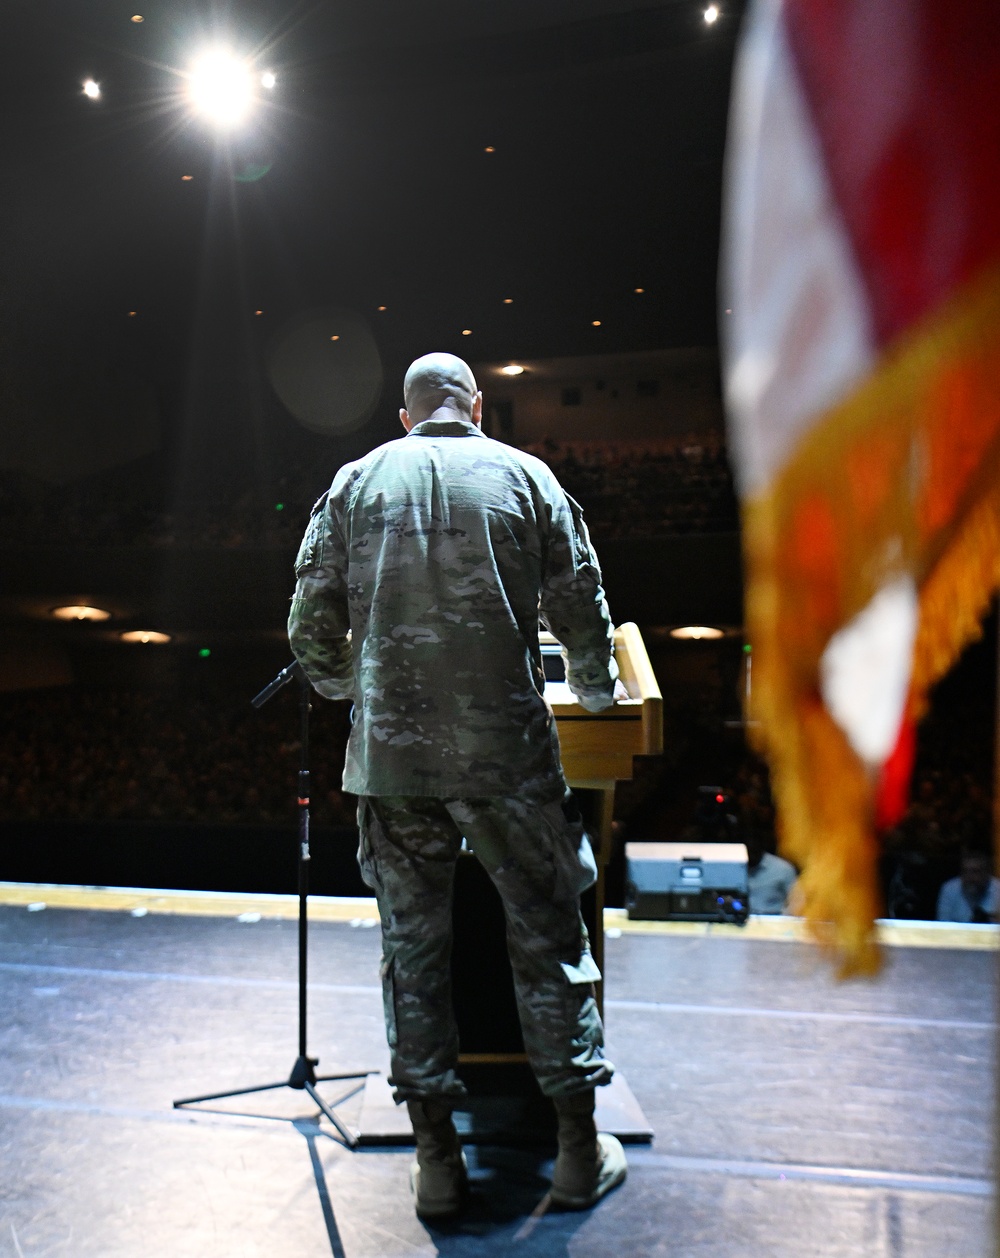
[{"left": 741, "top": 264, "right": 1000, "bottom": 976}]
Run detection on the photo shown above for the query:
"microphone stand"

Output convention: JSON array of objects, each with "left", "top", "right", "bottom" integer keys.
[{"left": 173, "top": 661, "right": 371, "bottom": 1145}]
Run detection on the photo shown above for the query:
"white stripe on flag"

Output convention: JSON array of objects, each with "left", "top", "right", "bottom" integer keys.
[
  {"left": 819, "top": 574, "right": 918, "bottom": 766},
  {"left": 722, "top": 0, "right": 876, "bottom": 498}
]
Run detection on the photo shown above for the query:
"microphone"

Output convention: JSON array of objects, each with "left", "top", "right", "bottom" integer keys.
[{"left": 251, "top": 660, "right": 306, "bottom": 708}]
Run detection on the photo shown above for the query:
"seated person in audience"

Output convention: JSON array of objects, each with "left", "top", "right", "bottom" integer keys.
[
  {"left": 936, "top": 848, "right": 1000, "bottom": 923},
  {"left": 745, "top": 832, "right": 798, "bottom": 915}
]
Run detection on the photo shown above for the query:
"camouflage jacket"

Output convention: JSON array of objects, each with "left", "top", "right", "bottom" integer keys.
[{"left": 288, "top": 417, "right": 617, "bottom": 798}]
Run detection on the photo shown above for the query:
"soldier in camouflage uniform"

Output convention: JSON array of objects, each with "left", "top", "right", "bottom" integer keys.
[{"left": 289, "top": 352, "right": 627, "bottom": 1214}]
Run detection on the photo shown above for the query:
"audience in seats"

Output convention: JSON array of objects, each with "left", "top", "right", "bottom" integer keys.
[
  {"left": 0, "top": 434, "right": 739, "bottom": 550},
  {"left": 0, "top": 686, "right": 353, "bottom": 828},
  {"left": 745, "top": 831, "right": 798, "bottom": 915},
  {"left": 935, "top": 849, "right": 1000, "bottom": 924}
]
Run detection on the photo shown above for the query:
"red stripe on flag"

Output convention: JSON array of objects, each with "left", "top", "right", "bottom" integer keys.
[
  {"left": 784, "top": 0, "right": 1000, "bottom": 345},
  {"left": 874, "top": 710, "right": 915, "bottom": 832}
]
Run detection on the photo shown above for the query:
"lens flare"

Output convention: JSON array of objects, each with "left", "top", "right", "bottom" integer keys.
[{"left": 187, "top": 48, "right": 254, "bottom": 127}]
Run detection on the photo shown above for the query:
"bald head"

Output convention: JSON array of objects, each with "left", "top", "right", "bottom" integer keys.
[{"left": 401, "top": 352, "right": 481, "bottom": 429}]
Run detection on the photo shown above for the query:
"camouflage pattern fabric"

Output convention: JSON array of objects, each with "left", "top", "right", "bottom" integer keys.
[
  {"left": 288, "top": 417, "right": 617, "bottom": 799},
  {"left": 357, "top": 789, "right": 614, "bottom": 1102}
]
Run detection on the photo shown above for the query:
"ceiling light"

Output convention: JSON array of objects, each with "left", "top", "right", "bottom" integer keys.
[
  {"left": 502, "top": 298, "right": 513, "bottom": 304},
  {"left": 484, "top": 145, "right": 495, "bottom": 153},
  {"left": 591, "top": 320, "right": 602, "bottom": 327},
  {"left": 128, "top": 310, "right": 137, "bottom": 317},
  {"left": 704, "top": 5, "right": 720, "bottom": 24},
  {"left": 52, "top": 605, "right": 110, "bottom": 622},
  {"left": 670, "top": 625, "right": 724, "bottom": 640},
  {"left": 254, "top": 309, "right": 263, "bottom": 315},
  {"left": 181, "top": 174, "right": 193, "bottom": 181},
  {"left": 187, "top": 48, "right": 254, "bottom": 128},
  {"left": 377, "top": 305, "right": 387, "bottom": 311},
  {"left": 500, "top": 364, "right": 525, "bottom": 376},
  {"left": 83, "top": 80, "right": 100, "bottom": 100},
  {"left": 121, "top": 630, "right": 171, "bottom": 644},
  {"left": 634, "top": 287, "right": 645, "bottom": 294},
  {"left": 260, "top": 71, "right": 276, "bottom": 89},
  {"left": 461, "top": 329, "right": 472, "bottom": 336},
  {"left": 330, "top": 335, "right": 340, "bottom": 341},
  {"left": 131, "top": 14, "right": 144, "bottom": 22}
]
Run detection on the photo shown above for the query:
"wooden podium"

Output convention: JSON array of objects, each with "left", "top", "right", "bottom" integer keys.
[
  {"left": 356, "top": 623, "right": 662, "bottom": 1145},
  {"left": 541, "top": 621, "right": 663, "bottom": 997}
]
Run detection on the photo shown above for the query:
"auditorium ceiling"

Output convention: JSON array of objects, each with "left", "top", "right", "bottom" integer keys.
[
  {"left": 1, "top": 0, "right": 744, "bottom": 462},
  {"left": 0, "top": 1, "right": 747, "bottom": 674}
]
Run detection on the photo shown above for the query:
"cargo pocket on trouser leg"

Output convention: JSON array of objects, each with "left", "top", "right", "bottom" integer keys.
[
  {"left": 556, "top": 949, "right": 614, "bottom": 1096},
  {"left": 356, "top": 798, "right": 385, "bottom": 898},
  {"left": 558, "top": 950, "right": 602, "bottom": 987},
  {"left": 546, "top": 791, "right": 598, "bottom": 903},
  {"left": 380, "top": 940, "right": 466, "bottom": 1103},
  {"left": 517, "top": 947, "right": 614, "bottom": 1098},
  {"left": 379, "top": 948, "right": 399, "bottom": 1053}
]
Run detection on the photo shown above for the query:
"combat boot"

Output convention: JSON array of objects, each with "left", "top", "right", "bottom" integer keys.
[
  {"left": 550, "top": 1090, "right": 627, "bottom": 1209},
  {"left": 406, "top": 1098, "right": 468, "bottom": 1218}
]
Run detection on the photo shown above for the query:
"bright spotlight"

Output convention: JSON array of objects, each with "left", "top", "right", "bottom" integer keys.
[
  {"left": 52, "top": 605, "right": 110, "bottom": 622},
  {"left": 83, "top": 79, "right": 101, "bottom": 100},
  {"left": 704, "top": 4, "right": 720, "bottom": 23},
  {"left": 260, "top": 70, "right": 276, "bottom": 89},
  {"left": 187, "top": 48, "right": 254, "bottom": 127},
  {"left": 670, "top": 625, "right": 724, "bottom": 640}
]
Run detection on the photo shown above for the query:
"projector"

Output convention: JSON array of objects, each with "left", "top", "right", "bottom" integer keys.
[{"left": 625, "top": 841, "right": 749, "bottom": 925}]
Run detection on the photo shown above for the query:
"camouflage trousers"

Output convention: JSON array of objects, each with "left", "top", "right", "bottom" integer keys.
[{"left": 356, "top": 791, "right": 614, "bottom": 1104}]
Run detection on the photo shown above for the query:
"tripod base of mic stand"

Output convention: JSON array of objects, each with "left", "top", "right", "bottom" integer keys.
[
  {"left": 173, "top": 1057, "right": 373, "bottom": 1148},
  {"left": 174, "top": 669, "right": 373, "bottom": 1148}
]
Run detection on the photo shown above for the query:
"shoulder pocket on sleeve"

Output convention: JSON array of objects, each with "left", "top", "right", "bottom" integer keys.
[{"left": 294, "top": 492, "right": 329, "bottom": 576}]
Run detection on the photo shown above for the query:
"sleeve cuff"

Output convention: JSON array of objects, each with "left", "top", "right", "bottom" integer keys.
[{"left": 312, "top": 677, "right": 354, "bottom": 701}]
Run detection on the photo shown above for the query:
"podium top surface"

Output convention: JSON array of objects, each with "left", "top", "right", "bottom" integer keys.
[{"left": 540, "top": 622, "right": 663, "bottom": 773}]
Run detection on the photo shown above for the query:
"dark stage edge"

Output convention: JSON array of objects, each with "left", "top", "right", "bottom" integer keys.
[{"left": 0, "top": 891, "right": 995, "bottom": 1257}]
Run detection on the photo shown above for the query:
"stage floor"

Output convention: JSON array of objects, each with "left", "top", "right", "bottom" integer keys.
[{"left": 0, "top": 890, "right": 994, "bottom": 1257}]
